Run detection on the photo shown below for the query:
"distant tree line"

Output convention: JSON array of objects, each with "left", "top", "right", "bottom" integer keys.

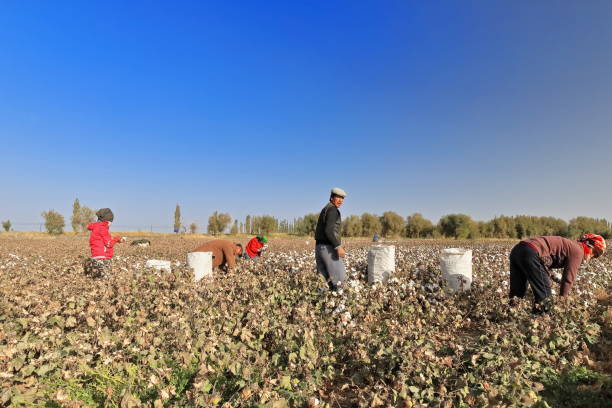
[
  {"left": 28, "top": 200, "right": 612, "bottom": 239},
  {"left": 241, "top": 212, "right": 612, "bottom": 239}
]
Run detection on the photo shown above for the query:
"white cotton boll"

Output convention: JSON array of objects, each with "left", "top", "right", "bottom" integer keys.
[{"left": 340, "top": 311, "right": 352, "bottom": 322}]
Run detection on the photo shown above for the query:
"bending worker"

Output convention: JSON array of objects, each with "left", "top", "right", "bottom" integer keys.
[
  {"left": 244, "top": 235, "right": 268, "bottom": 260},
  {"left": 192, "top": 239, "right": 243, "bottom": 271},
  {"left": 314, "top": 187, "right": 347, "bottom": 291},
  {"left": 85, "top": 208, "right": 126, "bottom": 277},
  {"left": 509, "top": 233, "right": 606, "bottom": 313}
]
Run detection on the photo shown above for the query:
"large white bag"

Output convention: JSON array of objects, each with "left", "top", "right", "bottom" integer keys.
[
  {"left": 145, "top": 259, "right": 172, "bottom": 273},
  {"left": 187, "top": 251, "right": 213, "bottom": 281},
  {"left": 367, "top": 245, "right": 395, "bottom": 284},
  {"left": 439, "top": 248, "right": 472, "bottom": 293}
]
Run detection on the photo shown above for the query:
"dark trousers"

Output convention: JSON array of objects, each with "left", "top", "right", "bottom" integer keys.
[{"left": 509, "top": 242, "right": 552, "bottom": 308}]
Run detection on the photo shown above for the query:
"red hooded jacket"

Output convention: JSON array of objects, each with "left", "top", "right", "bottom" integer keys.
[
  {"left": 245, "top": 237, "right": 265, "bottom": 258},
  {"left": 88, "top": 221, "right": 121, "bottom": 259}
]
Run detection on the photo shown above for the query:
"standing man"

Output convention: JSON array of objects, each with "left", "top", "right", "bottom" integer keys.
[
  {"left": 314, "top": 187, "right": 347, "bottom": 291},
  {"left": 509, "top": 233, "right": 606, "bottom": 313},
  {"left": 191, "top": 239, "right": 243, "bottom": 271}
]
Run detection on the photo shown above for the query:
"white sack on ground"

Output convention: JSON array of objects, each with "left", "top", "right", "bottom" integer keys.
[
  {"left": 368, "top": 245, "right": 395, "bottom": 284},
  {"left": 440, "top": 248, "right": 472, "bottom": 293},
  {"left": 145, "top": 259, "right": 172, "bottom": 273},
  {"left": 187, "top": 251, "right": 213, "bottom": 281}
]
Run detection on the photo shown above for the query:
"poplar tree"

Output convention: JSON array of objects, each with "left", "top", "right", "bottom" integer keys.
[
  {"left": 405, "top": 213, "right": 434, "bottom": 238},
  {"left": 361, "top": 213, "right": 382, "bottom": 236},
  {"left": 381, "top": 211, "right": 404, "bottom": 237},
  {"left": 174, "top": 204, "right": 181, "bottom": 232},
  {"left": 78, "top": 207, "right": 96, "bottom": 231},
  {"left": 245, "top": 215, "right": 251, "bottom": 234},
  {"left": 71, "top": 199, "right": 81, "bottom": 233},
  {"left": 208, "top": 212, "right": 232, "bottom": 235}
]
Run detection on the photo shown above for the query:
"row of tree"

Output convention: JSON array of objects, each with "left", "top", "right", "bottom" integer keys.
[
  {"left": 24, "top": 199, "right": 107, "bottom": 235},
  {"left": 245, "top": 212, "right": 612, "bottom": 239},
  {"left": 200, "top": 211, "right": 612, "bottom": 239},
  {"left": 14, "top": 199, "right": 612, "bottom": 239}
]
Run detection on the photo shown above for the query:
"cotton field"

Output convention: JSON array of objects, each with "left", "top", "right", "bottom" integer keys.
[{"left": 0, "top": 236, "right": 610, "bottom": 407}]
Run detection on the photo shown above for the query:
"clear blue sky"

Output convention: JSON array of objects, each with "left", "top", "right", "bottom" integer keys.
[{"left": 1, "top": 1, "right": 611, "bottom": 231}]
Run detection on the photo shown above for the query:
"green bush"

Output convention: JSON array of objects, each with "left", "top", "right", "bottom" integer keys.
[{"left": 41, "top": 210, "right": 65, "bottom": 235}]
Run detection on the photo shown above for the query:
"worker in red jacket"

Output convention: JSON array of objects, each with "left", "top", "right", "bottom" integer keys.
[
  {"left": 84, "top": 208, "right": 125, "bottom": 277},
  {"left": 244, "top": 235, "right": 268, "bottom": 260},
  {"left": 509, "top": 233, "right": 606, "bottom": 313}
]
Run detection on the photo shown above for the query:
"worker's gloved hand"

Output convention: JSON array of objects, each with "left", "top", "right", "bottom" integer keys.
[
  {"left": 551, "top": 272, "right": 562, "bottom": 283},
  {"left": 260, "top": 245, "right": 269, "bottom": 252},
  {"left": 120, "top": 237, "right": 128, "bottom": 243}
]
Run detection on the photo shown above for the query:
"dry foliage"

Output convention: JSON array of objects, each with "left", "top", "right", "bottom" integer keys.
[{"left": 0, "top": 237, "right": 610, "bottom": 407}]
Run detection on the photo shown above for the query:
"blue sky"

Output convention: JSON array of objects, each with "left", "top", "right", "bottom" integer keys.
[{"left": 1, "top": 1, "right": 611, "bottom": 231}]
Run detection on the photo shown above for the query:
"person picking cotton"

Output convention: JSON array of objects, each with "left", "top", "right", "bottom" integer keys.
[
  {"left": 191, "top": 239, "right": 243, "bottom": 271},
  {"left": 84, "top": 208, "right": 126, "bottom": 277},
  {"left": 244, "top": 235, "right": 268, "bottom": 260},
  {"left": 508, "top": 233, "right": 606, "bottom": 313}
]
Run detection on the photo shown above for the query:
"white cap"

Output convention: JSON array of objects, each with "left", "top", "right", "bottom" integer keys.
[{"left": 331, "top": 187, "right": 347, "bottom": 198}]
